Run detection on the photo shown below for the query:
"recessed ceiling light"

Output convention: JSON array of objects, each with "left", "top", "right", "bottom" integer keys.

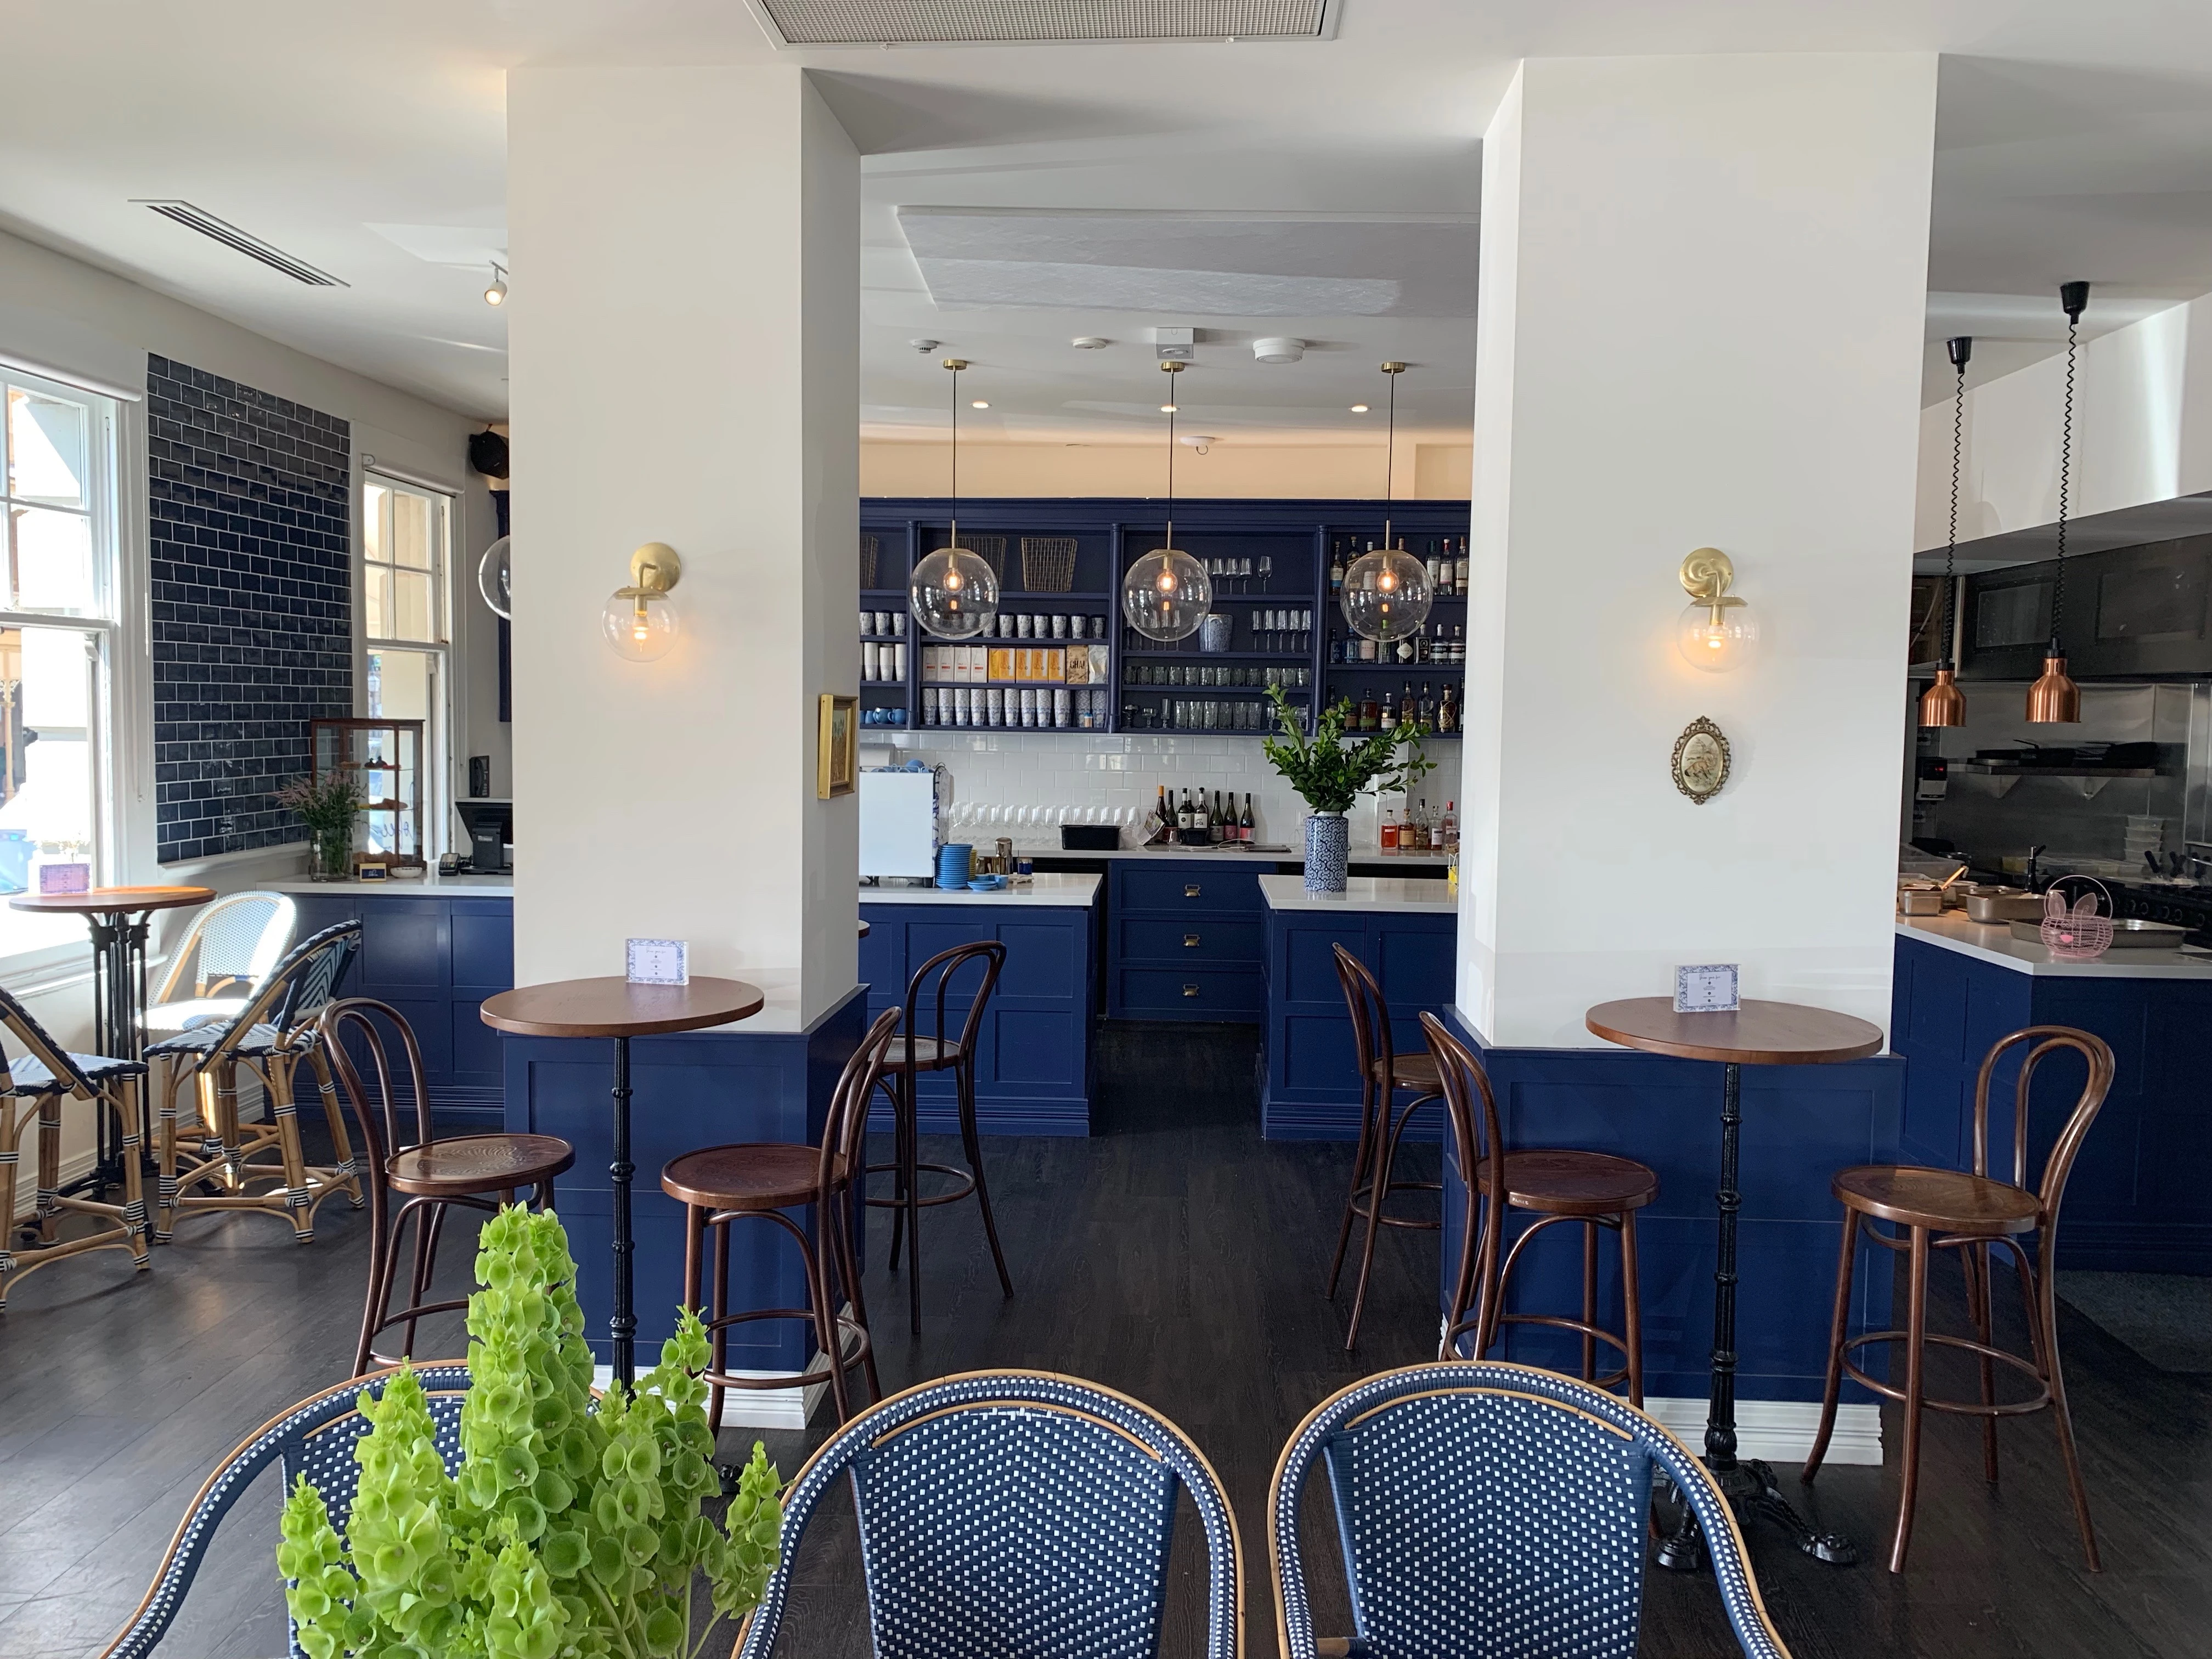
[
  {"left": 972, "top": 400, "right": 989, "bottom": 409},
  {"left": 1160, "top": 403, "right": 1177, "bottom": 413},
  {"left": 1071, "top": 336, "right": 1109, "bottom": 349},
  {"left": 1350, "top": 403, "right": 1369, "bottom": 413}
]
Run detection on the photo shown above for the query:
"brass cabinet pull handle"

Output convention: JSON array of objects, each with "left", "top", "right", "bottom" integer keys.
[
  {"left": 1184, "top": 934, "right": 1201, "bottom": 948},
  {"left": 1184, "top": 884, "right": 1203, "bottom": 898},
  {"left": 1183, "top": 984, "right": 1200, "bottom": 997}
]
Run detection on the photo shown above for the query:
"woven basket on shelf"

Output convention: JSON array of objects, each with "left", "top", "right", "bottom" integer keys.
[
  {"left": 1020, "top": 537, "right": 1080, "bottom": 593},
  {"left": 859, "top": 534, "right": 879, "bottom": 589},
  {"left": 950, "top": 534, "right": 1007, "bottom": 579}
]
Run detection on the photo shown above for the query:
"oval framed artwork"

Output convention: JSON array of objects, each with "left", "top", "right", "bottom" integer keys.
[{"left": 1672, "top": 715, "right": 1731, "bottom": 804}]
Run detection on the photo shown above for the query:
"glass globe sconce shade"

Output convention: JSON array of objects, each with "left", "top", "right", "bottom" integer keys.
[
  {"left": 1122, "top": 546, "right": 1213, "bottom": 642},
  {"left": 602, "top": 541, "right": 682, "bottom": 663},
  {"left": 910, "top": 543, "right": 1000, "bottom": 640},
  {"left": 1341, "top": 542, "right": 1434, "bottom": 643},
  {"left": 1674, "top": 547, "right": 1758, "bottom": 672}
]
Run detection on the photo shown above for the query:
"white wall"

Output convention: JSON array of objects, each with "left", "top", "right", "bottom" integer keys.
[
  {"left": 1460, "top": 55, "right": 1937, "bottom": 1047},
  {"left": 861, "top": 439, "right": 1472, "bottom": 500},
  {"left": 1915, "top": 291, "right": 2212, "bottom": 552},
  {"left": 507, "top": 66, "right": 860, "bottom": 1030}
]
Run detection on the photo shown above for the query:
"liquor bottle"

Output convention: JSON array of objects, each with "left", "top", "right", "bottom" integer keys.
[
  {"left": 1418, "top": 682, "right": 1436, "bottom": 726},
  {"left": 1360, "top": 635, "right": 1379, "bottom": 664},
  {"left": 1442, "top": 799, "right": 1459, "bottom": 855},
  {"left": 1437, "top": 683, "right": 1458, "bottom": 734},
  {"left": 1429, "top": 804, "right": 1447, "bottom": 854},
  {"left": 1452, "top": 623, "right": 1466, "bottom": 665},
  {"left": 1359, "top": 687, "right": 1380, "bottom": 731},
  {"left": 1425, "top": 540, "right": 1443, "bottom": 595},
  {"left": 1400, "top": 682, "right": 1416, "bottom": 727},
  {"left": 1240, "top": 793, "right": 1255, "bottom": 843},
  {"left": 1329, "top": 543, "right": 1346, "bottom": 596},
  {"left": 1455, "top": 537, "right": 1470, "bottom": 594}
]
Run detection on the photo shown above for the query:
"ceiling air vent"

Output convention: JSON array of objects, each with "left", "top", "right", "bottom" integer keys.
[
  {"left": 751, "top": 0, "right": 1334, "bottom": 47},
  {"left": 132, "top": 200, "right": 348, "bottom": 287}
]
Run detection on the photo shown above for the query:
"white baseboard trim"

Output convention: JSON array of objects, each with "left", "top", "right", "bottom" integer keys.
[
  {"left": 1641, "top": 1396, "right": 1883, "bottom": 1468},
  {"left": 590, "top": 1325, "right": 848, "bottom": 1432}
]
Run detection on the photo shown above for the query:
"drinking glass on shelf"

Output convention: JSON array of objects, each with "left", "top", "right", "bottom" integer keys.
[{"left": 1259, "top": 555, "right": 1273, "bottom": 591}]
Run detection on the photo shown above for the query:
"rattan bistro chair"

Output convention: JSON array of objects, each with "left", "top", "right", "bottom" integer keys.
[
  {"left": 146, "top": 919, "right": 364, "bottom": 1243},
  {"left": 1269, "top": 1362, "right": 1790, "bottom": 1659},
  {"left": 1804, "top": 1025, "right": 2115, "bottom": 1574},
  {"left": 735, "top": 1369, "right": 1243, "bottom": 1659},
  {"left": 142, "top": 889, "right": 296, "bottom": 1039},
  {"left": 0, "top": 985, "right": 151, "bottom": 1307},
  {"left": 101, "top": 1363, "right": 471, "bottom": 1659}
]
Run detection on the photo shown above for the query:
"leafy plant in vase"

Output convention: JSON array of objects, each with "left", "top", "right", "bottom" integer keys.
[
  {"left": 1261, "top": 685, "right": 1433, "bottom": 894},
  {"left": 278, "top": 1207, "right": 782, "bottom": 1659},
  {"left": 276, "top": 772, "right": 365, "bottom": 882}
]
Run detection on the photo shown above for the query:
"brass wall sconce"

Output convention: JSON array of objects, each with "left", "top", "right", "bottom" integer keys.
[
  {"left": 1677, "top": 549, "right": 1759, "bottom": 673},
  {"left": 604, "top": 543, "right": 682, "bottom": 662}
]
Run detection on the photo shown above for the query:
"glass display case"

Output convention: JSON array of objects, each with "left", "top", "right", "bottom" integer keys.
[{"left": 309, "top": 717, "right": 426, "bottom": 870}]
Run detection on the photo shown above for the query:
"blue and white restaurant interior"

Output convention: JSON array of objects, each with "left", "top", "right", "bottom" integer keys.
[{"left": 3, "top": 7, "right": 2211, "bottom": 1657}]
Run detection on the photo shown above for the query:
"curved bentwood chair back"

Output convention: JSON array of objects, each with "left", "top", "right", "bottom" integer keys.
[
  {"left": 737, "top": 1369, "right": 1243, "bottom": 1659},
  {"left": 102, "top": 1364, "right": 471, "bottom": 1659},
  {"left": 1270, "top": 1362, "right": 1790, "bottom": 1659}
]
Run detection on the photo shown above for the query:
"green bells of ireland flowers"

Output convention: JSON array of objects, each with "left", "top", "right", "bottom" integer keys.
[{"left": 278, "top": 1207, "right": 782, "bottom": 1659}]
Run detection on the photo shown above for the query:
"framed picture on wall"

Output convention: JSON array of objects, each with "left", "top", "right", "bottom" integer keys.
[{"left": 819, "top": 693, "right": 860, "bottom": 798}]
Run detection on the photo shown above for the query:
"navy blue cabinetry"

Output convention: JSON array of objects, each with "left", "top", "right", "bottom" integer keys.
[
  {"left": 1108, "top": 861, "right": 1269, "bottom": 1020},
  {"left": 287, "top": 886, "right": 514, "bottom": 1123}
]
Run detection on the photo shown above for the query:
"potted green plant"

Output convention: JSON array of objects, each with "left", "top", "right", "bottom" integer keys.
[
  {"left": 1261, "top": 685, "right": 1433, "bottom": 895},
  {"left": 278, "top": 1207, "right": 783, "bottom": 1659},
  {"left": 276, "top": 771, "right": 365, "bottom": 881}
]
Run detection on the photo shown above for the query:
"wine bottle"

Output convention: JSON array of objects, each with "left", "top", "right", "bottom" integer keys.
[
  {"left": 1454, "top": 537, "right": 1470, "bottom": 594},
  {"left": 1419, "top": 682, "right": 1435, "bottom": 726},
  {"left": 1240, "top": 793, "right": 1255, "bottom": 843},
  {"left": 1329, "top": 544, "right": 1346, "bottom": 595}
]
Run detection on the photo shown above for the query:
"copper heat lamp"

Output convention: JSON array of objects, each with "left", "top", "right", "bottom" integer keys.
[
  {"left": 2027, "top": 282, "right": 2089, "bottom": 724},
  {"left": 1918, "top": 335, "right": 1971, "bottom": 727}
]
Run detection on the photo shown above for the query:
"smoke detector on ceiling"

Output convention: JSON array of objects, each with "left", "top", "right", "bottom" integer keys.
[
  {"left": 909, "top": 338, "right": 942, "bottom": 353},
  {"left": 1153, "top": 327, "right": 1196, "bottom": 362},
  {"left": 1252, "top": 337, "right": 1305, "bottom": 364},
  {"left": 1071, "top": 336, "right": 1109, "bottom": 350}
]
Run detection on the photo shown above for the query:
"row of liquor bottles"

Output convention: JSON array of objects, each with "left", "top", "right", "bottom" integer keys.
[
  {"left": 1350, "top": 682, "right": 1460, "bottom": 734},
  {"left": 1328, "top": 535, "right": 1472, "bottom": 599},
  {"left": 1330, "top": 623, "right": 1466, "bottom": 666}
]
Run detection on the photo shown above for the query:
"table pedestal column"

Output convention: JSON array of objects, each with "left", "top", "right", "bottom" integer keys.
[{"left": 610, "top": 1034, "right": 637, "bottom": 1391}]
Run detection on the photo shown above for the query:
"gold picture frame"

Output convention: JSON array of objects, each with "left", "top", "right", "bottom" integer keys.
[
  {"left": 818, "top": 693, "right": 860, "bottom": 799},
  {"left": 1672, "top": 715, "right": 1731, "bottom": 805}
]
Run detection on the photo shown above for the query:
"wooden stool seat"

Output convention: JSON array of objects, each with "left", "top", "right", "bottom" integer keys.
[
  {"left": 876, "top": 1036, "right": 963, "bottom": 1071},
  {"left": 1370, "top": 1052, "right": 1441, "bottom": 1094},
  {"left": 1473, "top": 1148, "right": 1660, "bottom": 1217},
  {"left": 1831, "top": 1165, "right": 2039, "bottom": 1235},
  {"left": 388, "top": 1134, "right": 573, "bottom": 1199},
  {"left": 662, "top": 1143, "right": 851, "bottom": 1211}
]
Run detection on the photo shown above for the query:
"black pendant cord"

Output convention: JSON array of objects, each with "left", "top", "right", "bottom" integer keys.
[
  {"left": 1165, "top": 384, "right": 1176, "bottom": 549},
  {"left": 1943, "top": 341, "right": 1968, "bottom": 669},
  {"left": 2053, "top": 307, "right": 2079, "bottom": 656},
  {"left": 1382, "top": 366, "right": 1396, "bottom": 549},
  {"left": 948, "top": 362, "right": 960, "bottom": 550}
]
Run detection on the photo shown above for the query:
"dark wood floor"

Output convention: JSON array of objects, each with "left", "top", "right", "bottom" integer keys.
[{"left": 2, "top": 1021, "right": 2207, "bottom": 1657}]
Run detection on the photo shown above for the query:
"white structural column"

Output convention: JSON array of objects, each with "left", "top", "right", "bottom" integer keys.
[
  {"left": 506, "top": 68, "right": 860, "bottom": 1028},
  {"left": 1458, "top": 55, "right": 1938, "bottom": 1046}
]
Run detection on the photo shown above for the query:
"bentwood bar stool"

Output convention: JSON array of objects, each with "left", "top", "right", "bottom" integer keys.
[
  {"left": 1804, "top": 1024, "right": 2114, "bottom": 1573},
  {"left": 319, "top": 997, "right": 574, "bottom": 1376},
  {"left": 146, "top": 920, "right": 364, "bottom": 1243},
  {"left": 661, "top": 1006, "right": 901, "bottom": 1429},
  {"left": 1327, "top": 945, "right": 1447, "bottom": 1350},
  {"left": 0, "top": 986, "right": 151, "bottom": 1307},
  {"left": 1423, "top": 1011, "right": 1656, "bottom": 1406},
  {"left": 868, "top": 940, "right": 1015, "bottom": 1335}
]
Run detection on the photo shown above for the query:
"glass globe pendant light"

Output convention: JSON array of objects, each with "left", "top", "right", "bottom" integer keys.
[
  {"left": 1341, "top": 362, "right": 1434, "bottom": 645},
  {"left": 2028, "top": 283, "right": 2088, "bottom": 724},
  {"left": 1121, "top": 362, "right": 1212, "bottom": 642},
  {"left": 909, "top": 358, "right": 1000, "bottom": 640},
  {"left": 1918, "top": 336, "right": 1971, "bottom": 727}
]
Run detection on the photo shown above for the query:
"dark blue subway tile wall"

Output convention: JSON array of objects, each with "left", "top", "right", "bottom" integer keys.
[{"left": 147, "top": 354, "right": 352, "bottom": 864}]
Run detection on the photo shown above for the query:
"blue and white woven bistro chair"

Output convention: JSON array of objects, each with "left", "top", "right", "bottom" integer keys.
[
  {"left": 100, "top": 1362, "right": 471, "bottom": 1659},
  {"left": 146, "top": 919, "right": 364, "bottom": 1244},
  {"left": 735, "top": 1368, "right": 1244, "bottom": 1659},
  {"left": 142, "top": 889, "right": 297, "bottom": 1040},
  {"left": 1269, "top": 1361, "right": 1791, "bottom": 1659},
  {"left": 0, "top": 983, "right": 151, "bottom": 1307}
]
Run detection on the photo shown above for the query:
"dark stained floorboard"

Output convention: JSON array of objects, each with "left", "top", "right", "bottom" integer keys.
[{"left": 1, "top": 1019, "right": 2207, "bottom": 1656}]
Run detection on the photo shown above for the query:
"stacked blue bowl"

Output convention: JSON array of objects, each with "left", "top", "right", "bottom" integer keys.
[{"left": 936, "top": 844, "right": 973, "bottom": 890}]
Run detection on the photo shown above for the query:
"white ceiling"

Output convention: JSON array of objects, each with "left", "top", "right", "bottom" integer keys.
[{"left": 6, "top": 3, "right": 2212, "bottom": 450}]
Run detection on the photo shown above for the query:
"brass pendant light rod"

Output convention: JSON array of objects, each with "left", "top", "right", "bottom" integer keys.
[
  {"left": 1919, "top": 337, "right": 1971, "bottom": 727},
  {"left": 944, "top": 357, "right": 968, "bottom": 548},
  {"left": 1379, "top": 361, "right": 1406, "bottom": 549},
  {"left": 1161, "top": 360, "right": 1183, "bottom": 547},
  {"left": 2028, "top": 284, "right": 2089, "bottom": 724}
]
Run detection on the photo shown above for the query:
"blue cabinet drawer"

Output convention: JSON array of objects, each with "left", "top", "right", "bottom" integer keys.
[
  {"left": 1115, "top": 967, "right": 1262, "bottom": 1020},
  {"left": 1117, "top": 916, "right": 1262, "bottom": 966},
  {"left": 1116, "top": 864, "right": 1264, "bottom": 916}
]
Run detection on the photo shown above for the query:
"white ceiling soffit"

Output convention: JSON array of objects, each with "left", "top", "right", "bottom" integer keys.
[
  {"left": 748, "top": 0, "right": 1336, "bottom": 48},
  {"left": 897, "top": 208, "right": 1479, "bottom": 317},
  {"left": 1920, "top": 490, "right": 2212, "bottom": 573},
  {"left": 367, "top": 223, "right": 509, "bottom": 269}
]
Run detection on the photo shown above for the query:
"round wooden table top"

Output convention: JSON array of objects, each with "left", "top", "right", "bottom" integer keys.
[
  {"left": 1585, "top": 997, "right": 1884, "bottom": 1067},
  {"left": 479, "top": 975, "right": 765, "bottom": 1040},
  {"left": 858, "top": 918, "right": 870, "bottom": 938},
  {"left": 8, "top": 884, "right": 215, "bottom": 916}
]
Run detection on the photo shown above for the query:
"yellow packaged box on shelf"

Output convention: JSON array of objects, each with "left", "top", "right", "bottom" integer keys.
[{"left": 989, "top": 647, "right": 1014, "bottom": 683}]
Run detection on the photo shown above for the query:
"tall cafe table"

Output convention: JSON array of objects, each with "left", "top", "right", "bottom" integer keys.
[
  {"left": 9, "top": 884, "right": 213, "bottom": 1196},
  {"left": 481, "top": 976, "right": 765, "bottom": 1391},
  {"left": 1586, "top": 996, "right": 1884, "bottom": 1570}
]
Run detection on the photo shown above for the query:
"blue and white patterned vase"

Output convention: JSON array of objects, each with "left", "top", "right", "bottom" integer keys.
[{"left": 1304, "top": 811, "right": 1349, "bottom": 895}]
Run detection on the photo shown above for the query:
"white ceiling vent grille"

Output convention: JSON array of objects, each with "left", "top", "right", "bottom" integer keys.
[
  {"left": 132, "top": 200, "right": 348, "bottom": 286},
  {"left": 753, "top": 0, "right": 1332, "bottom": 47}
]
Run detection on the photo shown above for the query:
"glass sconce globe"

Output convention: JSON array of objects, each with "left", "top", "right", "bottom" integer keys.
[
  {"left": 603, "top": 589, "right": 679, "bottom": 662},
  {"left": 910, "top": 544, "right": 1000, "bottom": 640},
  {"left": 1677, "top": 601, "right": 1760, "bottom": 672},
  {"left": 1121, "top": 546, "right": 1213, "bottom": 643},
  {"left": 1341, "top": 543, "right": 1434, "bottom": 643}
]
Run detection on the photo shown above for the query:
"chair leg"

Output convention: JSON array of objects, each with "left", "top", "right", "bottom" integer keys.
[
  {"left": 114, "top": 1079, "right": 151, "bottom": 1266},
  {"left": 211, "top": 1063, "right": 243, "bottom": 1194},
  {"left": 266, "top": 1058, "right": 315, "bottom": 1243},
  {"left": 1618, "top": 1210, "right": 1644, "bottom": 1409},
  {"left": 34, "top": 1095, "right": 61, "bottom": 1243},
  {"left": 1888, "top": 1226, "right": 1932, "bottom": 1573},
  {"left": 398, "top": 1200, "right": 443, "bottom": 1359},
  {"left": 1580, "top": 1218, "right": 1599, "bottom": 1385},
  {"left": 1965, "top": 1241, "right": 2000, "bottom": 1484},
  {"left": 352, "top": 1173, "right": 398, "bottom": 1378},
  {"left": 884, "top": 1073, "right": 910, "bottom": 1272},
  {"left": 154, "top": 1058, "right": 179, "bottom": 1241},
  {"left": 308, "top": 1049, "right": 364, "bottom": 1209},
  {"left": 2033, "top": 1255, "right": 2102, "bottom": 1571},
  {"left": 1802, "top": 1209, "right": 1861, "bottom": 1483},
  {"left": 803, "top": 1220, "right": 850, "bottom": 1426},
  {"left": 830, "top": 1188, "right": 882, "bottom": 1404},
  {"left": 1326, "top": 1077, "right": 1380, "bottom": 1300},
  {"left": 956, "top": 1056, "right": 1014, "bottom": 1301},
  {"left": 0, "top": 1097, "right": 23, "bottom": 1308},
  {"left": 703, "top": 1209, "right": 730, "bottom": 1436},
  {"left": 1345, "top": 1088, "right": 1420, "bottom": 1351},
  {"left": 903, "top": 1075, "right": 922, "bottom": 1338}
]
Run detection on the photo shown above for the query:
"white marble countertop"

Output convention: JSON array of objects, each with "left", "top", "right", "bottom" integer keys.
[
  {"left": 860, "top": 873, "right": 1103, "bottom": 907},
  {"left": 1898, "top": 913, "right": 2212, "bottom": 978},
  {"left": 266, "top": 873, "right": 515, "bottom": 897},
  {"left": 1261, "top": 874, "right": 1458, "bottom": 915}
]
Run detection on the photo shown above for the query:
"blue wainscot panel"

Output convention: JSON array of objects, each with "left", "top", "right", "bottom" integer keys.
[
  {"left": 1261, "top": 905, "right": 1458, "bottom": 1140},
  {"left": 1440, "top": 1013, "right": 1904, "bottom": 1407},
  {"left": 502, "top": 987, "right": 870, "bottom": 1372},
  {"left": 1893, "top": 934, "right": 2212, "bottom": 1272},
  {"left": 860, "top": 898, "right": 1098, "bottom": 1136}
]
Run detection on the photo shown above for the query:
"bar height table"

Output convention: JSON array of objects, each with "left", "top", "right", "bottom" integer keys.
[
  {"left": 481, "top": 975, "right": 764, "bottom": 1391},
  {"left": 10, "top": 884, "right": 213, "bottom": 1195},
  {"left": 1585, "top": 995, "right": 1883, "bottom": 1571}
]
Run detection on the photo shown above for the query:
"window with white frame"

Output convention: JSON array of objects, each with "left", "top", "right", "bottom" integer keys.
[
  {"left": 362, "top": 472, "right": 452, "bottom": 854},
  {"left": 0, "top": 369, "right": 117, "bottom": 960}
]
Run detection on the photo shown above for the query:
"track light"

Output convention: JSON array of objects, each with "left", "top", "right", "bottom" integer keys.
[{"left": 484, "top": 262, "right": 507, "bottom": 306}]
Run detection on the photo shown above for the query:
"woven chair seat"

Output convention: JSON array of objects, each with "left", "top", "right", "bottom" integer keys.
[
  {"left": 143, "top": 996, "right": 251, "bottom": 1034},
  {"left": 9, "top": 1051, "right": 148, "bottom": 1093},
  {"left": 146, "top": 1022, "right": 287, "bottom": 1058}
]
